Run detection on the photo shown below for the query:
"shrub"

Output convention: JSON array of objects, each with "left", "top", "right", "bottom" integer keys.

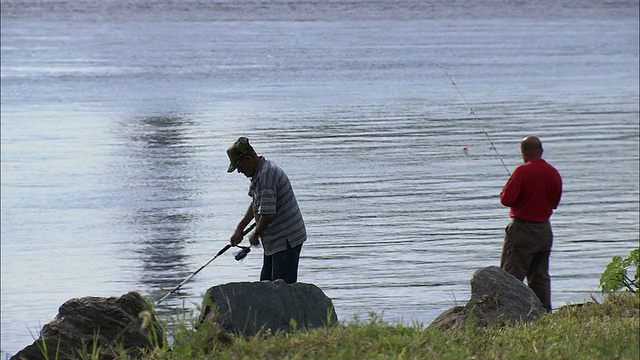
[{"left": 600, "top": 248, "right": 639, "bottom": 293}]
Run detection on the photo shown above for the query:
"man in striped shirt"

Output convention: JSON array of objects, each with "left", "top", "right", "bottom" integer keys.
[{"left": 227, "top": 137, "right": 307, "bottom": 284}]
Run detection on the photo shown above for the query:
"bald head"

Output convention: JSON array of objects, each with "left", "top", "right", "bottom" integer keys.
[{"left": 520, "top": 136, "right": 543, "bottom": 162}]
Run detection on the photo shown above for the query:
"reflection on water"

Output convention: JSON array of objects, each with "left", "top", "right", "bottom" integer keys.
[{"left": 117, "top": 115, "right": 200, "bottom": 304}]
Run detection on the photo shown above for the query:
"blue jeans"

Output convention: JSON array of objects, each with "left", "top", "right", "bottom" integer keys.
[{"left": 260, "top": 241, "right": 302, "bottom": 284}]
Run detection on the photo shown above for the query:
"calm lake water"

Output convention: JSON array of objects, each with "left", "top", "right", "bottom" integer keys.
[{"left": 1, "top": 0, "right": 639, "bottom": 356}]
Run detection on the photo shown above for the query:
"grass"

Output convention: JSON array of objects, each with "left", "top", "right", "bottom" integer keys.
[
  {"left": 130, "top": 291, "right": 638, "bottom": 360},
  {"left": 21, "top": 292, "right": 639, "bottom": 360}
]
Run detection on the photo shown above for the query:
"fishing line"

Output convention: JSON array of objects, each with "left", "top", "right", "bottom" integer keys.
[{"left": 437, "top": 65, "right": 511, "bottom": 176}]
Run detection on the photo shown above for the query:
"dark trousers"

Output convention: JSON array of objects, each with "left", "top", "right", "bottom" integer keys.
[
  {"left": 501, "top": 220, "right": 553, "bottom": 312},
  {"left": 260, "top": 241, "right": 302, "bottom": 284}
]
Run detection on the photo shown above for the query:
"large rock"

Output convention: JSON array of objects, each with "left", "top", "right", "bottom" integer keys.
[
  {"left": 199, "top": 280, "right": 338, "bottom": 337},
  {"left": 430, "top": 266, "right": 547, "bottom": 330},
  {"left": 11, "top": 292, "right": 163, "bottom": 360}
]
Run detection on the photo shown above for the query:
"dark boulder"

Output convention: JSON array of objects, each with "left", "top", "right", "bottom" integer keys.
[
  {"left": 11, "top": 292, "right": 163, "bottom": 360},
  {"left": 199, "top": 280, "right": 338, "bottom": 337},
  {"left": 430, "top": 266, "right": 547, "bottom": 330}
]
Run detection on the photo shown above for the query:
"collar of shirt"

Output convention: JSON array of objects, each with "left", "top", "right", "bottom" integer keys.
[
  {"left": 525, "top": 158, "right": 546, "bottom": 165},
  {"left": 250, "top": 156, "right": 266, "bottom": 186}
]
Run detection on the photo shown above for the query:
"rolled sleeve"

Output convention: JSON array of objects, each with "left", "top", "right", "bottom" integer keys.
[{"left": 256, "top": 188, "right": 277, "bottom": 215}]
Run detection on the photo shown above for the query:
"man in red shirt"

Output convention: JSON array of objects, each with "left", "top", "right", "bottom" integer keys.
[{"left": 500, "top": 136, "right": 562, "bottom": 312}]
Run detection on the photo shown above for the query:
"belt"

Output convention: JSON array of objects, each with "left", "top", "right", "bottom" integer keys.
[{"left": 512, "top": 217, "right": 548, "bottom": 224}]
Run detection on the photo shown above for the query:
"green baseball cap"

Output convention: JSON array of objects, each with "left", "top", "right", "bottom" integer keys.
[{"left": 226, "top": 137, "right": 253, "bottom": 172}]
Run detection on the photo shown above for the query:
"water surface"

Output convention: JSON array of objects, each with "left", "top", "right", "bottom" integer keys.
[{"left": 1, "top": 0, "right": 639, "bottom": 356}]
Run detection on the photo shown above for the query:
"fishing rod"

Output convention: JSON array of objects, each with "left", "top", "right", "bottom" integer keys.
[
  {"left": 156, "top": 222, "right": 256, "bottom": 305},
  {"left": 437, "top": 65, "right": 512, "bottom": 176}
]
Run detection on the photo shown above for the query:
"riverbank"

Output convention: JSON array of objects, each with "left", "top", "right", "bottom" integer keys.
[{"left": 146, "top": 292, "right": 638, "bottom": 359}]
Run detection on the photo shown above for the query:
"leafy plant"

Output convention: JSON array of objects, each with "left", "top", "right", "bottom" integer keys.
[{"left": 600, "top": 248, "right": 639, "bottom": 293}]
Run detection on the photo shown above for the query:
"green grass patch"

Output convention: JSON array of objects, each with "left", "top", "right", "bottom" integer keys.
[{"left": 135, "top": 292, "right": 637, "bottom": 360}]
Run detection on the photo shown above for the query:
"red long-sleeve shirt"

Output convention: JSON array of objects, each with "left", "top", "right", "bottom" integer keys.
[{"left": 500, "top": 158, "right": 562, "bottom": 222}]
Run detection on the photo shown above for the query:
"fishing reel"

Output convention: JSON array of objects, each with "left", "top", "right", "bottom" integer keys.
[{"left": 234, "top": 246, "right": 251, "bottom": 261}]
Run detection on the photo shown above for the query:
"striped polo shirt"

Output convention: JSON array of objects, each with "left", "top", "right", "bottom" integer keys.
[{"left": 249, "top": 157, "right": 306, "bottom": 256}]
